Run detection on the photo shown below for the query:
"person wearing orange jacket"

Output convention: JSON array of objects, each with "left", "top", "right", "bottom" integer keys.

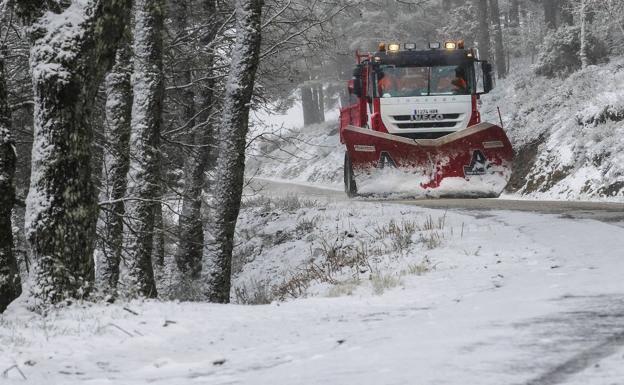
[{"left": 378, "top": 70, "right": 398, "bottom": 97}]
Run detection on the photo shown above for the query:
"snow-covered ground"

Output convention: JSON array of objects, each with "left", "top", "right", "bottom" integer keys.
[
  {"left": 247, "top": 111, "right": 343, "bottom": 188},
  {"left": 483, "top": 57, "right": 624, "bottom": 201},
  {"left": 2, "top": 193, "right": 624, "bottom": 384},
  {"left": 248, "top": 57, "right": 624, "bottom": 201}
]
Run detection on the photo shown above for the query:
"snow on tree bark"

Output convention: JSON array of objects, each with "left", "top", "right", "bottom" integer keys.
[
  {"left": 124, "top": 0, "right": 164, "bottom": 298},
  {"left": 21, "top": 0, "right": 131, "bottom": 306},
  {"left": 579, "top": 0, "right": 589, "bottom": 69},
  {"left": 97, "top": 29, "right": 133, "bottom": 295},
  {"left": 205, "top": 0, "right": 263, "bottom": 303},
  {"left": 172, "top": 0, "right": 217, "bottom": 282},
  {"left": 0, "top": 48, "right": 22, "bottom": 313}
]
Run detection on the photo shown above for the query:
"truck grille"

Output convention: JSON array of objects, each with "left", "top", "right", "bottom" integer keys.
[
  {"left": 392, "top": 114, "right": 461, "bottom": 121},
  {"left": 394, "top": 132, "right": 454, "bottom": 140},
  {"left": 396, "top": 122, "right": 458, "bottom": 129}
]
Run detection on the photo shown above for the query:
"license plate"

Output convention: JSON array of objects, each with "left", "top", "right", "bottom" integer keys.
[{"left": 414, "top": 109, "right": 438, "bottom": 115}]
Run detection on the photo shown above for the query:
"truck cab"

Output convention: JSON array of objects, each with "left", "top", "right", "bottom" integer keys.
[{"left": 340, "top": 41, "right": 495, "bottom": 142}]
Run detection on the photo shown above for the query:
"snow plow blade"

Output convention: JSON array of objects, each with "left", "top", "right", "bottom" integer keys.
[{"left": 342, "top": 122, "right": 513, "bottom": 198}]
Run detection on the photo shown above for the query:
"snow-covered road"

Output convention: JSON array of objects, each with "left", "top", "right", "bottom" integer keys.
[
  {"left": 2, "top": 180, "right": 623, "bottom": 385},
  {"left": 251, "top": 177, "right": 624, "bottom": 224}
]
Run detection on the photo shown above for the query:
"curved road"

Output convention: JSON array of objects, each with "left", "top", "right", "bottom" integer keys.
[
  {"left": 249, "top": 178, "right": 624, "bottom": 384},
  {"left": 252, "top": 178, "right": 624, "bottom": 224}
]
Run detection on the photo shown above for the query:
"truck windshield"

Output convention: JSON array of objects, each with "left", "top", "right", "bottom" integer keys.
[{"left": 376, "top": 64, "right": 473, "bottom": 98}]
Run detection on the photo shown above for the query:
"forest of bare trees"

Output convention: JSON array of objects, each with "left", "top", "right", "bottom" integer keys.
[{"left": 1, "top": 0, "right": 623, "bottom": 312}]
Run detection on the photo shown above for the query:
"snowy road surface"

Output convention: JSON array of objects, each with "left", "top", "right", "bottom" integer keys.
[
  {"left": 2, "top": 180, "right": 624, "bottom": 384},
  {"left": 251, "top": 177, "right": 624, "bottom": 224}
]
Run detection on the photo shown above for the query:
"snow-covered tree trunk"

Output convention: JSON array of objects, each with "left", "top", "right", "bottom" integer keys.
[
  {"left": 205, "top": 0, "right": 264, "bottom": 303},
  {"left": 20, "top": 0, "right": 131, "bottom": 306},
  {"left": 475, "top": 0, "right": 491, "bottom": 60},
  {"left": 490, "top": 0, "right": 507, "bottom": 78},
  {"left": 579, "top": 0, "right": 589, "bottom": 69},
  {"left": 0, "top": 48, "right": 21, "bottom": 313},
  {"left": 124, "top": 0, "right": 164, "bottom": 298},
  {"left": 172, "top": 0, "right": 213, "bottom": 281},
  {"left": 98, "top": 30, "right": 133, "bottom": 296}
]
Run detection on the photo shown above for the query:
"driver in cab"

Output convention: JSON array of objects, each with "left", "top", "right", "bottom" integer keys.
[{"left": 433, "top": 67, "right": 467, "bottom": 95}]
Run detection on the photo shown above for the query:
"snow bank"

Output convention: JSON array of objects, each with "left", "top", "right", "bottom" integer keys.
[
  {"left": 483, "top": 57, "right": 624, "bottom": 201},
  {"left": 247, "top": 117, "right": 343, "bottom": 187}
]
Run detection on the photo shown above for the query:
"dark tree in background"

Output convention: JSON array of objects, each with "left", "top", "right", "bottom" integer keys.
[
  {"left": 124, "top": 0, "right": 165, "bottom": 298},
  {"left": 490, "top": 0, "right": 507, "bottom": 78},
  {"left": 544, "top": 0, "right": 557, "bottom": 29},
  {"left": 0, "top": 46, "right": 22, "bottom": 313},
  {"left": 17, "top": 0, "right": 131, "bottom": 306},
  {"left": 476, "top": 0, "right": 491, "bottom": 60},
  {"left": 206, "top": 0, "right": 264, "bottom": 303},
  {"left": 559, "top": 0, "right": 574, "bottom": 26},
  {"left": 510, "top": 0, "right": 520, "bottom": 27}
]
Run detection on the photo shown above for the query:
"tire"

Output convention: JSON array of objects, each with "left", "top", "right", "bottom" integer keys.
[{"left": 344, "top": 152, "right": 358, "bottom": 198}]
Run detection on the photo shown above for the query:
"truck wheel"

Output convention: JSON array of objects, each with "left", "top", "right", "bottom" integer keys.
[{"left": 344, "top": 152, "right": 358, "bottom": 198}]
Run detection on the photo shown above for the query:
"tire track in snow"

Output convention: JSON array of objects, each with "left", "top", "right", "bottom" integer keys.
[
  {"left": 515, "top": 295, "right": 624, "bottom": 385},
  {"left": 521, "top": 330, "right": 624, "bottom": 385}
]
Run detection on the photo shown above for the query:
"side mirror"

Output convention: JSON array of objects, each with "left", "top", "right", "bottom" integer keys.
[
  {"left": 482, "top": 62, "right": 494, "bottom": 94},
  {"left": 352, "top": 65, "right": 363, "bottom": 98},
  {"left": 474, "top": 61, "right": 495, "bottom": 95}
]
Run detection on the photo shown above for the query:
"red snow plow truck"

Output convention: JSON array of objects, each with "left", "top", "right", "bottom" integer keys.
[{"left": 339, "top": 41, "right": 513, "bottom": 198}]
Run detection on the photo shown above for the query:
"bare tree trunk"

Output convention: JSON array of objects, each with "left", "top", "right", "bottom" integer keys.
[
  {"left": 0, "top": 48, "right": 21, "bottom": 313},
  {"left": 543, "top": 0, "right": 557, "bottom": 30},
  {"left": 98, "top": 30, "right": 133, "bottom": 296},
  {"left": 579, "top": 0, "right": 589, "bottom": 69},
  {"left": 19, "top": 0, "right": 131, "bottom": 306},
  {"left": 559, "top": 0, "right": 574, "bottom": 26},
  {"left": 476, "top": 0, "right": 491, "bottom": 60},
  {"left": 316, "top": 84, "right": 325, "bottom": 123},
  {"left": 301, "top": 83, "right": 316, "bottom": 126},
  {"left": 173, "top": 0, "right": 218, "bottom": 282},
  {"left": 510, "top": 0, "right": 520, "bottom": 27},
  {"left": 490, "top": 0, "right": 507, "bottom": 78},
  {"left": 205, "top": 0, "right": 264, "bottom": 303},
  {"left": 124, "top": 0, "right": 165, "bottom": 298}
]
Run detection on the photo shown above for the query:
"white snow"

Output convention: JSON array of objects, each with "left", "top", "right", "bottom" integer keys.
[
  {"left": 482, "top": 57, "right": 624, "bottom": 201},
  {"left": 3, "top": 193, "right": 624, "bottom": 384},
  {"left": 351, "top": 167, "right": 510, "bottom": 198}
]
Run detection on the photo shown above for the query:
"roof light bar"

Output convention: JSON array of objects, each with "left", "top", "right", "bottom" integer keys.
[
  {"left": 404, "top": 43, "right": 416, "bottom": 50},
  {"left": 429, "top": 42, "right": 441, "bottom": 49},
  {"left": 387, "top": 43, "right": 401, "bottom": 52},
  {"left": 444, "top": 41, "right": 457, "bottom": 50}
]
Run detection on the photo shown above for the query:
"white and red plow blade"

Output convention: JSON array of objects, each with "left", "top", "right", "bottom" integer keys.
[{"left": 343, "top": 122, "right": 514, "bottom": 197}]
